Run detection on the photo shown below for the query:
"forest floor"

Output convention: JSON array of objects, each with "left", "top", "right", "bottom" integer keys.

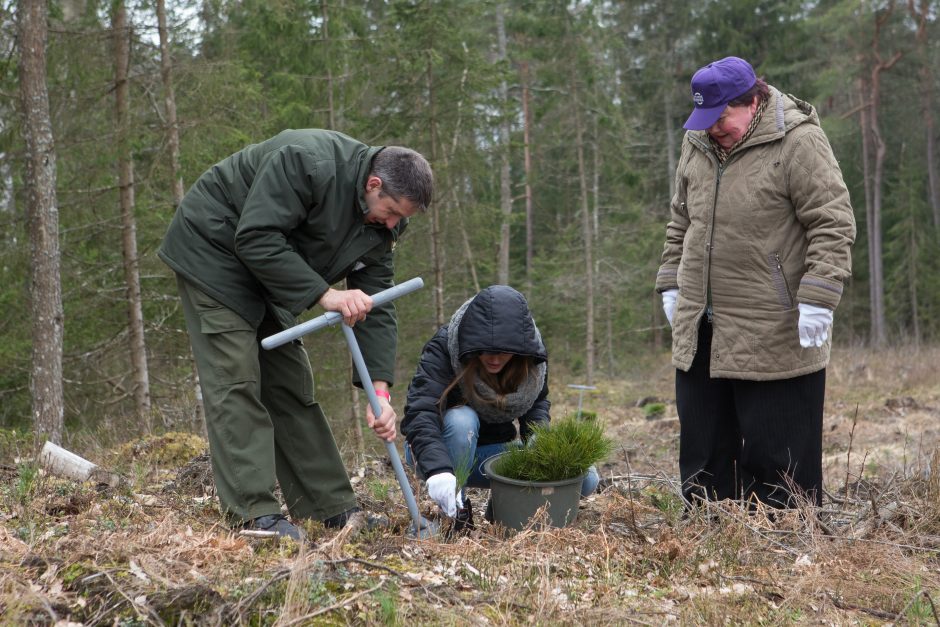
[{"left": 2, "top": 346, "right": 939, "bottom": 625}]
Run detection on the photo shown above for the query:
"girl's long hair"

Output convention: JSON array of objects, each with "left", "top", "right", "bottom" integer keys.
[{"left": 439, "top": 354, "right": 534, "bottom": 414}]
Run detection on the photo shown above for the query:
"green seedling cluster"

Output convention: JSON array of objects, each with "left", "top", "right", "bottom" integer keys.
[
  {"left": 642, "top": 402, "right": 666, "bottom": 419},
  {"left": 492, "top": 416, "right": 613, "bottom": 482}
]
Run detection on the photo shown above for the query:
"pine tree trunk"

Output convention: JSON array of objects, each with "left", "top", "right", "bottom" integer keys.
[
  {"left": 654, "top": 83, "right": 677, "bottom": 352},
  {"left": 591, "top": 115, "right": 600, "bottom": 241},
  {"left": 909, "top": 205, "right": 920, "bottom": 345},
  {"left": 156, "top": 0, "right": 183, "bottom": 206},
  {"left": 425, "top": 10, "right": 444, "bottom": 327},
  {"left": 19, "top": 0, "right": 64, "bottom": 444},
  {"left": 520, "top": 61, "right": 534, "bottom": 295},
  {"left": 496, "top": 3, "right": 512, "bottom": 285},
  {"left": 574, "top": 102, "right": 594, "bottom": 384},
  {"left": 439, "top": 66, "right": 479, "bottom": 294},
  {"left": 864, "top": 6, "right": 901, "bottom": 348},
  {"left": 113, "top": 1, "right": 152, "bottom": 415},
  {"left": 156, "top": 0, "right": 204, "bottom": 425},
  {"left": 446, "top": 171, "right": 480, "bottom": 293},
  {"left": 869, "top": 72, "right": 887, "bottom": 347},
  {"left": 856, "top": 75, "right": 880, "bottom": 344},
  {"left": 908, "top": 0, "right": 940, "bottom": 228},
  {"left": 322, "top": 0, "right": 336, "bottom": 129},
  {"left": 665, "top": 85, "right": 676, "bottom": 202},
  {"left": 926, "top": 108, "right": 940, "bottom": 230}
]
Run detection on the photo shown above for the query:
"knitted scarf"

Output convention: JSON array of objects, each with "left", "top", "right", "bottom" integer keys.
[
  {"left": 446, "top": 298, "right": 547, "bottom": 424},
  {"left": 710, "top": 96, "right": 768, "bottom": 165}
]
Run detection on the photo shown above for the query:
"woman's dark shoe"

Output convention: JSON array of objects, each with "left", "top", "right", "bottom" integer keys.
[{"left": 240, "top": 514, "right": 303, "bottom": 541}]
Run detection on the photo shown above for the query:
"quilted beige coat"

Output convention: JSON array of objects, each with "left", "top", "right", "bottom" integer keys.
[{"left": 655, "top": 88, "right": 856, "bottom": 381}]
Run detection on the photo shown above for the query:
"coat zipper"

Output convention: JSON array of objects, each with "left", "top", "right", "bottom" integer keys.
[
  {"left": 704, "top": 161, "right": 723, "bottom": 323},
  {"left": 771, "top": 252, "right": 794, "bottom": 308}
]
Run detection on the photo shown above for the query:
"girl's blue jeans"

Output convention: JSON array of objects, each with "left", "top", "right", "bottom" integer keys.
[{"left": 405, "top": 405, "right": 600, "bottom": 498}]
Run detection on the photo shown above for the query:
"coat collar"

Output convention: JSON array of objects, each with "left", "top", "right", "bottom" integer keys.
[
  {"left": 686, "top": 86, "right": 818, "bottom": 157},
  {"left": 355, "top": 145, "right": 385, "bottom": 215}
]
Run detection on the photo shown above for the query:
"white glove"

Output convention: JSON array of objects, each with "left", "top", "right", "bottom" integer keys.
[
  {"left": 661, "top": 289, "right": 678, "bottom": 327},
  {"left": 426, "top": 472, "right": 458, "bottom": 517},
  {"left": 797, "top": 303, "right": 833, "bottom": 348}
]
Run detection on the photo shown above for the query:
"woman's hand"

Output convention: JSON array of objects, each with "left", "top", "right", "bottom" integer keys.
[{"left": 661, "top": 289, "right": 678, "bottom": 327}]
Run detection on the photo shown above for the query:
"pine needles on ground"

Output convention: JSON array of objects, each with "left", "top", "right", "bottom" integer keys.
[{"left": 492, "top": 417, "right": 613, "bottom": 482}]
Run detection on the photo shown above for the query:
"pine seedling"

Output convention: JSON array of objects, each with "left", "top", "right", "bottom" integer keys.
[
  {"left": 493, "top": 417, "right": 613, "bottom": 482},
  {"left": 453, "top": 447, "right": 474, "bottom": 502},
  {"left": 446, "top": 444, "right": 476, "bottom": 538}
]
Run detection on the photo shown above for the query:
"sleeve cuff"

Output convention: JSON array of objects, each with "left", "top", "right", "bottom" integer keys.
[
  {"left": 797, "top": 274, "right": 844, "bottom": 310},
  {"left": 655, "top": 266, "right": 679, "bottom": 293}
]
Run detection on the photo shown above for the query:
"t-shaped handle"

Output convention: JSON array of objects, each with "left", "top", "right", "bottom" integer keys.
[{"left": 261, "top": 277, "right": 425, "bottom": 349}]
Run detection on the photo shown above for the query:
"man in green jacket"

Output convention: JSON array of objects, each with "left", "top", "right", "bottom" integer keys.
[
  {"left": 655, "top": 58, "right": 855, "bottom": 509},
  {"left": 159, "top": 129, "right": 433, "bottom": 539}
]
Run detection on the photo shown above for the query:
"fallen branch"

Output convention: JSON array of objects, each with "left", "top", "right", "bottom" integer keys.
[
  {"left": 325, "top": 557, "right": 404, "bottom": 578},
  {"left": 828, "top": 593, "right": 897, "bottom": 620},
  {"left": 279, "top": 581, "right": 384, "bottom": 625}
]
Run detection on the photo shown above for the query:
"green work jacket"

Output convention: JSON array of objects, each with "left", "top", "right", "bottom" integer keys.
[{"left": 159, "top": 129, "right": 406, "bottom": 384}]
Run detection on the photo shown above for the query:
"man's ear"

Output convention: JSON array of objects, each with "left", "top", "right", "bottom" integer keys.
[{"left": 366, "top": 175, "right": 383, "bottom": 192}]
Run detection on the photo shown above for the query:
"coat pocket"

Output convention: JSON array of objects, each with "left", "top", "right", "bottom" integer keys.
[{"left": 767, "top": 252, "right": 794, "bottom": 309}]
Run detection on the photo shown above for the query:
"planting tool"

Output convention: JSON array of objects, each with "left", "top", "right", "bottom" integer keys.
[{"left": 261, "top": 277, "right": 437, "bottom": 539}]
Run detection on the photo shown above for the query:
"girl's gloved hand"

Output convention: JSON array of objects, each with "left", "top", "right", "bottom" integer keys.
[{"left": 426, "top": 472, "right": 458, "bottom": 517}]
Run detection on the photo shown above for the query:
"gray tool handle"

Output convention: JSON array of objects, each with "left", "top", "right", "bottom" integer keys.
[
  {"left": 341, "top": 324, "right": 425, "bottom": 532},
  {"left": 261, "top": 277, "right": 425, "bottom": 350}
]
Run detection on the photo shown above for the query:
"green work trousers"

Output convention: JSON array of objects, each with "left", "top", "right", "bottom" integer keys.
[{"left": 177, "top": 276, "right": 357, "bottom": 524}]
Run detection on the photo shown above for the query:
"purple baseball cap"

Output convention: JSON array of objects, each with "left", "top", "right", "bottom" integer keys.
[{"left": 683, "top": 56, "right": 757, "bottom": 131}]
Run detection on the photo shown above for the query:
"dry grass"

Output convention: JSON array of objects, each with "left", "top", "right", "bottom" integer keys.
[{"left": 1, "top": 347, "right": 939, "bottom": 625}]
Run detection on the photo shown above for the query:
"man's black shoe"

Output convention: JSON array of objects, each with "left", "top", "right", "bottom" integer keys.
[
  {"left": 241, "top": 514, "right": 303, "bottom": 541},
  {"left": 324, "top": 506, "right": 360, "bottom": 528},
  {"left": 323, "top": 506, "right": 389, "bottom": 530}
]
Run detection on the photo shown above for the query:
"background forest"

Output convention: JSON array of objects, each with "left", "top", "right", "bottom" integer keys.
[{"left": 3, "top": 0, "right": 940, "bottom": 444}]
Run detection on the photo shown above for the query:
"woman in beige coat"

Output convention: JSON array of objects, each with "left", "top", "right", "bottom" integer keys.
[{"left": 655, "top": 56, "right": 856, "bottom": 509}]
